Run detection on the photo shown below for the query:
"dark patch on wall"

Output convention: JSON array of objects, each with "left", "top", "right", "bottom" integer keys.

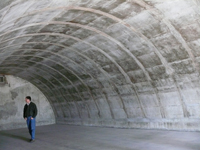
[
  {"left": 0, "top": 75, "right": 7, "bottom": 86},
  {"left": 0, "top": 0, "right": 14, "bottom": 10},
  {"left": 0, "top": 102, "right": 18, "bottom": 120},
  {"left": 11, "top": 91, "right": 18, "bottom": 100}
]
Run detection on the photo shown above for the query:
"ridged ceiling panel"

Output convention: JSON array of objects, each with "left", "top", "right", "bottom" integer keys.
[{"left": 0, "top": 0, "right": 200, "bottom": 129}]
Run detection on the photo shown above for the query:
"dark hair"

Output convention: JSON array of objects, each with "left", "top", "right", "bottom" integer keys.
[{"left": 26, "top": 96, "right": 31, "bottom": 101}]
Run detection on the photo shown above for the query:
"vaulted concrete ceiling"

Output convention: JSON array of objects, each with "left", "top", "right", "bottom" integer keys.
[{"left": 0, "top": 0, "right": 200, "bottom": 128}]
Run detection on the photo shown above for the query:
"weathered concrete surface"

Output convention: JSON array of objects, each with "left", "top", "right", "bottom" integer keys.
[
  {"left": 0, "top": 124, "right": 200, "bottom": 150},
  {"left": 0, "top": 0, "right": 200, "bottom": 131},
  {"left": 0, "top": 75, "right": 55, "bottom": 130}
]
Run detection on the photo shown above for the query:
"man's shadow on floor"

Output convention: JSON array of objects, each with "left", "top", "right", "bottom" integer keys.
[{"left": 0, "top": 132, "right": 29, "bottom": 142}]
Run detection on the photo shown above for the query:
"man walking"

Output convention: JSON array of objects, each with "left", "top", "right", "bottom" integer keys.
[{"left": 23, "top": 96, "right": 38, "bottom": 142}]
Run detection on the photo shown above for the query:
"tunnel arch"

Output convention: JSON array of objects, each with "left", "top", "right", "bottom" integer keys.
[
  {"left": 0, "top": 0, "right": 200, "bottom": 131},
  {"left": 0, "top": 74, "right": 55, "bottom": 130}
]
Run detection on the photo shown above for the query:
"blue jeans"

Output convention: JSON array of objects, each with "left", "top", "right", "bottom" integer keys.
[{"left": 26, "top": 116, "right": 36, "bottom": 140}]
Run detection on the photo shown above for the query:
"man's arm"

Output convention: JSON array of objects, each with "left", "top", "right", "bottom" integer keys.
[
  {"left": 23, "top": 105, "right": 27, "bottom": 120},
  {"left": 31, "top": 103, "right": 38, "bottom": 119}
]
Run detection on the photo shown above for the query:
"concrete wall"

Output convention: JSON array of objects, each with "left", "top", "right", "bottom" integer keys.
[
  {"left": 0, "top": 75, "right": 55, "bottom": 130},
  {"left": 57, "top": 74, "right": 200, "bottom": 131},
  {"left": 0, "top": 0, "right": 200, "bottom": 131}
]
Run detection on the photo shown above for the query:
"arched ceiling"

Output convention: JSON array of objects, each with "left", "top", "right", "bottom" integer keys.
[{"left": 0, "top": 0, "right": 200, "bottom": 125}]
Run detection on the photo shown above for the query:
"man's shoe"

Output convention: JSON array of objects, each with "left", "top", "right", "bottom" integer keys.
[{"left": 30, "top": 139, "right": 35, "bottom": 143}]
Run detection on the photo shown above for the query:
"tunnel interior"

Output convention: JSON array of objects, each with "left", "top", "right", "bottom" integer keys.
[
  {"left": 0, "top": 0, "right": 200, "bottom": 131},
  {"left": 0, "top": 75, "right": 55, "bottom": 130}
]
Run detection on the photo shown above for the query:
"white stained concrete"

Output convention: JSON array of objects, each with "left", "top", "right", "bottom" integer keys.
[
  {"left": 0, "top": 0, "right": 200, "bottom": 131},
  {"left": 0, "top": 75, "right": 55, "bottom": 130},
  {"left": 0, "top": 124, "right": 200, "bottom": 150}
]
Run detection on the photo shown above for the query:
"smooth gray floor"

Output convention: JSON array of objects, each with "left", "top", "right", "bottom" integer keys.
[{"left": 0, "top": 124, "right": 199, "bottom": 150}]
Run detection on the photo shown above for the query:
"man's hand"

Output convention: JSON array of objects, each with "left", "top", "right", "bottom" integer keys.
[
  {"left": 31, "top": 117, "right": 33, "bottom": 120},
  {"left": 24, "top": 117, "right": 27, "bottom": 120}
]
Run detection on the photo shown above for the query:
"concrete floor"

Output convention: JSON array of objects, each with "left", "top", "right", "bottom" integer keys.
[{"left": 0, "top": 124, "right": 199, "bottom": 150}]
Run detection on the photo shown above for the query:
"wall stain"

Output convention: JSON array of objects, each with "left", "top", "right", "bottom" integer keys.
[
  {"left": 0, "top": 102, "right": 17, "bottom": 120},
  {"left": 11, "top": 91, "right": 18, "bottom": 100}
]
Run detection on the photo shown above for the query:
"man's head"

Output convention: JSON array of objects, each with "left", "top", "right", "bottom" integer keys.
[{"left": 25, "top": 96, "right": 31, "bottom": 104}]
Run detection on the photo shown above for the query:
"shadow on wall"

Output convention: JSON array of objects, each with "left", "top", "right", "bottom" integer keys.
[{"left": 0, "top": 75, "right": 55, "bottom": 131}]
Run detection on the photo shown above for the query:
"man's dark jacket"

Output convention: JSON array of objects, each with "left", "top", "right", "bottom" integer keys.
[{"left": 23, "top": 102, "right": 38, "bottom": 118}]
